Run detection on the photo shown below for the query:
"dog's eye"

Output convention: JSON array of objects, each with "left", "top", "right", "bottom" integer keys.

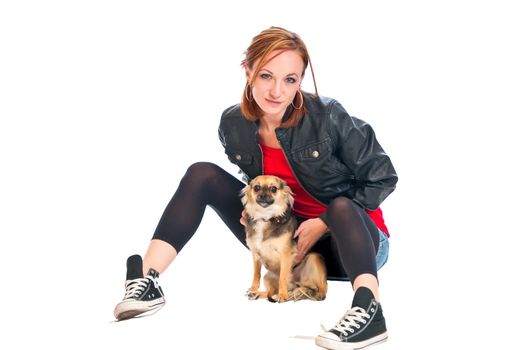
[
  {"left": 270, "top": 186, "right": 277, "bottom": 193},
  {"left": 253, "top": 185, "right": 261, "bottom": 192}
]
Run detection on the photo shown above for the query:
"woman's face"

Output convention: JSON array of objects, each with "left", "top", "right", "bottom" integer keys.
[{"left": 247, "top": 49, "right": 304, "bottom": 120}]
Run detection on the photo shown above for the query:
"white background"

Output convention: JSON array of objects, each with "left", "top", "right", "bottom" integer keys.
[{"left": 1, "top": 1, "right": 526, "bottom": 349}]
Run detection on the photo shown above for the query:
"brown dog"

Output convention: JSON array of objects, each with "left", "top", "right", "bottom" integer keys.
[{"left": 241, "top": 175, "right": 327, "bottom": 302}]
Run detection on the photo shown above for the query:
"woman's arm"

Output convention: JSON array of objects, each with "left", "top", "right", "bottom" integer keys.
[{"left": 329, "top": 100, "right": 398, "bottom": 210}]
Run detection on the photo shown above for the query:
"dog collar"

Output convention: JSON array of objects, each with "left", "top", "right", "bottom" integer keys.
[{"left": 249, "top": 210, "right": 292, "bottom": 225}]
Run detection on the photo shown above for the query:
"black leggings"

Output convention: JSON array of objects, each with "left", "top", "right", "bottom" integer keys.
[{"left": 152, "top": 162, "right": 380, "bottom": 284}]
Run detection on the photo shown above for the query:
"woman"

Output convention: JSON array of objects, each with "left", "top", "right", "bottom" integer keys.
[{"left": 114, "top": 27, "right": 398, "bottom": 350}]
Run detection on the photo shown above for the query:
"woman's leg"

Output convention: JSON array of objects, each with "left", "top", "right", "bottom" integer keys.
[
  {"left": 143, "top": 162, "right": 247, "bottom": 274},
  {"left": 323, "top": 197, "right": 381, "bottom": 299},
  {"left": 115, "top": 162, "right": 247, "bottom": 321},
  {"left": 315, "top": 197, "right": 388, "bottom": 349},
  {"left": 143, "top": 240, "right": 177, "bottom": 276}
]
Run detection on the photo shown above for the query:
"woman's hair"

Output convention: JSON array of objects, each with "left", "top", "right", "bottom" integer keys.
[{"left": 241, "top": 26, "right": 318, "bottom": 128}]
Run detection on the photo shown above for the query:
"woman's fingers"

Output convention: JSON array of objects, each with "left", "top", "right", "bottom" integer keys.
[
  {"left": 240, "top": 209, "right": 247, "bottom": 226},
  {"left": 294, "top": 226, "right": 302, "bottom": 239}
]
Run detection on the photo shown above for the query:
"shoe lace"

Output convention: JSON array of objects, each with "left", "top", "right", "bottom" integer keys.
[
  {"left": 332, "top": 306, "right": 371, "bottom": 336},
  {"left": 123, "top": 276, "right": 153, "bottom": 299}
]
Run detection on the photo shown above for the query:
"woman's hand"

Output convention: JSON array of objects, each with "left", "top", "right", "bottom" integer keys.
[
  {"left": 240, "top": 209, "right": 247, "bottom": 226},
  {"left": 293, "top": 218, "right": 329, "bottom": 265}
]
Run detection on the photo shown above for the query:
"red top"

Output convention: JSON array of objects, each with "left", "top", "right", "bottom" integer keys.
[{"left": 260, "top": 143, "right": 389, "bottom": 236}]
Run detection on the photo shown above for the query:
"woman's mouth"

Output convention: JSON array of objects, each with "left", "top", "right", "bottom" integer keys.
[{"left": 266, "top": 98, "right": 282, "bottom": 107}]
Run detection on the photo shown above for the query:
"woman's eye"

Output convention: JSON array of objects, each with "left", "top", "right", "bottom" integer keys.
[
  {"left": 260, "top": 73, "right": 272, "bottom": 80},
  {"left": 286, "top": 77, "right": 296, "bottom": 84},
  {"left": 254, "top": 185, "right": 261, "bottom": 192},
  {"left": 270, "top": 186, "right": 277, "bottom": 193}
]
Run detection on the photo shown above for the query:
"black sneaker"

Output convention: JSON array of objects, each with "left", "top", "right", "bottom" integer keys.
[
  {"left": 114, "top": 254, "right": 166, "bottom": 321},
  {"left": 315, "top": 287, "right": 388, "bottom": 350}
]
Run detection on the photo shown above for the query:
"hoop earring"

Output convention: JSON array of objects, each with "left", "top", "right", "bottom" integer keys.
[
  {"left": 291, "top": 90, "right": 304, "bottom": 109},
  {"left": 245, "top": 83, "right": 254, "bottom": 102}
]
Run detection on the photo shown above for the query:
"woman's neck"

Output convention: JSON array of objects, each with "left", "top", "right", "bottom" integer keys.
[{"left": 259, "top": 115, "right": 282, "bottom": 133}]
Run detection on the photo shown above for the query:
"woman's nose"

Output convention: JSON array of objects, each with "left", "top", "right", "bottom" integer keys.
[{"left": 270, "top": 80, "right": 282, "bottom": 99}]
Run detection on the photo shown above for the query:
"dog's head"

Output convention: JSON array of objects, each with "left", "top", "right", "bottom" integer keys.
[{"left": 241, "top": 175, "right": 294, "bottom": 220}]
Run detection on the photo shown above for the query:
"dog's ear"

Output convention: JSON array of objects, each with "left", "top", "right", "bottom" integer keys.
[
  {"left": 240, "top": 184, "right": 251, "bottom": 206},
  {"left": 279, "top": 179, "right": 295, "bottom": 207}
]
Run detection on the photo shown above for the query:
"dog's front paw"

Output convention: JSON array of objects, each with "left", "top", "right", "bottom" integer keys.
[
  {"left": 268, "top": 293, "right": 288, "bottom": 303},
  {"left": 245, "top": 289, "right": 260, "bottom": 300}
]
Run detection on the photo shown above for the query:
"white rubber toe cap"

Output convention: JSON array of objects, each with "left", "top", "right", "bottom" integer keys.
[{"left": 317, "top": 331, "right": 340, "bottom": 341}]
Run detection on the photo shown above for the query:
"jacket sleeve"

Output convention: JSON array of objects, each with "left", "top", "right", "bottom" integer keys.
[
  {"left": 218, "top": 108, "right": 228, "bottom": 149},
  {"left": 329, "top": 100, "right": 398, "bottom": 210},
  {"left": 218, "top": 122, "right": 226, "bottom": 149},
  {"left": 217, "top": 108, "right": 252, "bottom": 184}
]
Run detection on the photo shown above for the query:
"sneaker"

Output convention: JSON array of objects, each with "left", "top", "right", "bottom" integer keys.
[
  {"left": 315, "top": 287, "right": 388, "bottom": 350},
  {"left": 114, "top": 254, "right": 166, "bottom": 321}
]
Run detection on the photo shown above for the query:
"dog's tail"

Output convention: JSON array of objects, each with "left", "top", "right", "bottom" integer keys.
[
  {"left": 291, "top": 252, "right": 327, "bottom": 301},
  {"left": 289, "top": 286, "right": 326, "bottom": 301}
]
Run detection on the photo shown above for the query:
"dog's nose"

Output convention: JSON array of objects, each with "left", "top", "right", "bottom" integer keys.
[
  {"left": 257, "top": 194, "right": 269, "bottom": 201},
  {"left": 257, "top": 194, "right": 274, "bottom": 205}
]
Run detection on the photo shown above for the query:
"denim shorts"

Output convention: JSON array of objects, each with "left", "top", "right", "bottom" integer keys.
[
  {"left": 310, "top": 227, "right": 390, "bottom": 281},
  {"left": 376, "top": 229, "right": 390, "bottom": 270}
]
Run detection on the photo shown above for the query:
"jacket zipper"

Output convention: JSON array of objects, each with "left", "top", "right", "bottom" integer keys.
[
  {"left": 258, "top": 144, "right": 264, "bottom": 174},
  {"left": 277, "top": 138, "right": 327, "bottom": 208},
  {"left": 254, "top": 123, "right": 265, "bottom": 175}
]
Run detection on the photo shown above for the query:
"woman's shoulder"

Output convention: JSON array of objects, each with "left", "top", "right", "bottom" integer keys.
[
  {"left": 219, "top": 103, "right": 253, "bottom": 134},
  {"left": 304, "top": 93, "right": 346, "bottom": 117},
  {"left": 221, "top": 103, "right": 242, "bottom": 120},
  {"left": 304, "top": 93, "right": 336, "bottom": 107},
  {"left": 304, "top": 94, "right": 370, "bottom": 132}
]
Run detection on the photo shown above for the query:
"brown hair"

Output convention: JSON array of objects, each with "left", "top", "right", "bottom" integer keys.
[{"left": 240, "top": 27, "right": 318, "bottom": 128}]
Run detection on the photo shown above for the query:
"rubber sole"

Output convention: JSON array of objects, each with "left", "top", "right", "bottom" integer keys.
[
  {"left": 315, "top": 331, "right": 388, "bottom": 350},
  {"left": 114, "top": 297, "right": 166, "bottom": 321}
]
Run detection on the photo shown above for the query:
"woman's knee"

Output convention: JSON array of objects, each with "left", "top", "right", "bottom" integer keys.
[
  {"left": 185, "top": 162, "right": 221, "bottom": 178},
  {"left": 326, "top": 197, "right": 378, "bottom": 248},
  {"left": 183, "top": 162, "right": 223, "bottom": 187},
  {"left": 326, "top": 196, "right": 362, "bottom": 220}
]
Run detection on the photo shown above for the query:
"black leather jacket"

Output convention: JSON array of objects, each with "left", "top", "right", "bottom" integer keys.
[{"left": 218, "top": 94, "right": 398, "bottom": 220}]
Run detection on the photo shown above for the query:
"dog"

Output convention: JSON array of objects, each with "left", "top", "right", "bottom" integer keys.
[{"left": 241, "top": 175, "right": 327, "bottom": 302}]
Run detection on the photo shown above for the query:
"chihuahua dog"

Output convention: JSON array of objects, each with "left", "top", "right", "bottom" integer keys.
[{"left": 241, "top": 175, "right": 327, "bottom": 302}]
